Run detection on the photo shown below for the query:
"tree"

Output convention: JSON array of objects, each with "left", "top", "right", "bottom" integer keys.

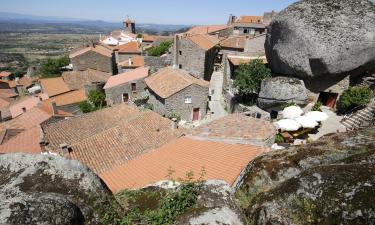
[
  {"left": 337, "top": 87, "right": 373, "bottom": 113},
  {"left": 79, "top": 90, "right": 106, "bottom": 114},
  {"left": 40, "top": 56, "right": 70, "bottom": 78},
  {"left": 136, "top": 34, "right": 143, "bottom": 38},
  {"left": 233, "top": 59, "right": 271, "bottom": 96},
  {"left": 148, "top": 41, "right": 173, "bottom": 57}
]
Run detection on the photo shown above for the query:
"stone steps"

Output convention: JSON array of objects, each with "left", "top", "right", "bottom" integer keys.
[{"left": 341, "top": 100, "right": 375, "bottom": 131}]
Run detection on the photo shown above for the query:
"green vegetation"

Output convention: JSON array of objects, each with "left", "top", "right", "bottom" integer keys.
[
  {"left": 281, "top": 101, "right": 297, "bottom": 109},
  {"left": 148, "top": 41, "right": 172, "bottom": 57},
  {"left": 233, "top": 59, "right": 271, "bottom": 96},
  {"left": 144, "top": 103, "right": 154, "bottom": 111},
  {"left": 40, "top": 56, "right": 70, "bottom": 78},
  {"left": 167, "top": 112, "right": 181, "bottom": 123},
  {"left": 101, "top": 169, "right": 206, "bottom": 225},
  {"left": 337, "top": 87, "right": 373, "bottom": 113},
  {"left": 275, "top": 134, "right": 285, "bottom": 144},
  {"left": 79, "top": 90, "right": 106, "bottom": 113},
  {"left": 311, "top": 101, "right": 323, "bottom": 111}
]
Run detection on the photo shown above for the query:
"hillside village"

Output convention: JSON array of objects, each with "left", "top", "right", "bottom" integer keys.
[{"left": 0, "top": 0, "right": 375, "bottom": 224}]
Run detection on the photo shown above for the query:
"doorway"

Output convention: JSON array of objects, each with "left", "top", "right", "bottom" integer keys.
[
  {"left": 318, "top": 92, "right": 338, "bottom": 108},
  {"left": 193, "top": 108, "right": 200, "bottom": 121},
  {"left": 122, "top": 93, "right": 129, "bottom": 103}
]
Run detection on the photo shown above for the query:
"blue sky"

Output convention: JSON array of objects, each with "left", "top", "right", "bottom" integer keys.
[{"left": 1, "top": 0, "right": 296, "bottom": 25}]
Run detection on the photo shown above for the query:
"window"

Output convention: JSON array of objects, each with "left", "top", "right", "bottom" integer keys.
[
  {"left": 122, "top": 93, "right": 129, "bottom": 103},
  {"left": 131, "top": 83, "right": 137, "bottom": 91},
  {"left": 244, "top": 29, "right": 248, "bottom": 34},
  {"left": 179, "top": 50, "right": 182, "bottom": 55},
  {"left": 179, "top": 64, "right": 182, "bottom": 69},
  {"left": 184, "top": 96, "right": 192, "bottom": 104}
]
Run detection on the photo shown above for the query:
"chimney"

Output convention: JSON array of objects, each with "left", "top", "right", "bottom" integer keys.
[
  {"left": 128, "top": 58, "right": 133, "bottom": 65},
  {"left": 173, "top": 34, "right": 179, "bottom": 69},
  {"left": 51, "top": 101, "right": 58, "bottom": 115}
]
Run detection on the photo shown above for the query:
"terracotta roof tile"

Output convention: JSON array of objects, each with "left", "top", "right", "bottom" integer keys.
[
  {"left": 8, "top": 96, "right": 41, "bottom": 118},
  {"left": 104, "top": 67, "right": 149, "bottom": 89},
  {"left": 44, "top": 90, "right": 87, "bottom": 107},
  {"left": 187, "top": 34, "right": 219, "bottom": 51},
  {"left": 69, "top": 44, "right": 113, "bottom": 58},
  {"left": 0, "top": 98, "right": 10, "bottom": 110},
  {"left": 0, "top": 71, "right": 11, "bottom": 77},
  {"left": 189, "top": 113, "right": 276, "bottom": 146},
  {"left": 236, "top": 16, "right": 263, "bottom": 24},
  {"left": 43, "top": 104, "right": 140, "bottom": 151},
  {"left": 187, "top": 25, "right": 228, "bottom": 35},
  {"left": 62, "top": 69, "right": 110, "bottom": 90},
  {"left": 18, "top": 76, "right": 33, "bottom": 87},
  {"left": 39, "top": 77, "right": 71, "bottom": 98},
  {"left": 220, "top": 36, "right": 247, "bottom": 50},
  {"left": 0, "top": 89, "right": 17, "bottom": 99},
  {"left": 142, "top": 34, "right": 158, "bottom": 42},
  {"left": 118, "top": 42, "right": 141, "bottom": 54},
  {"left": 101, "top": 137, "right": 264, "bottom": 192},
  {"left": 0, "top": 107, "right": 52, "bottom": 131},
  {"left": 69, "top": 110, "right": 183, "bottom": 174},
  {"left": 0, "top": 126, "right": 42, "bottom": 154},
  {"left": 7, "top": 80, "right": 17, "bottom": 88},
  {"left": 145, "top": 67, "right": 209, "bottom": 99},
  {"left": 118, "top": 56, "right": 145, "bottom": 68}
]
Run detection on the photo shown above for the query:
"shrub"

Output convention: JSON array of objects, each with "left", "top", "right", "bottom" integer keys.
[
  {"left": 40, "top": 56, "right": 70, "bottom": 78},
  {"left": 79, "top": 101, "right": 95, "bottom": 113},
  {"left": 233, "top": 59, "right": 271, "bottom": 96},
  {"left": 144, "top": 103, "right": 154, "bottom": 110},
  {"left": 311, "top": 101, "right": 323, "bottom": 111},
  {"left": 79, "top": 90, "right": 106, "bottom": 113},
  {"left": 148, "top": 41, "right": 172, "bottom": 56},
  {"left": 337, "top": 87, "right": 373, "bottom": 113},
  {"left": 275, "top": 134, "right": 285, "bottom": 144},
  {"left": 167, "top": 112, "right": 181, "bottom": 123}
]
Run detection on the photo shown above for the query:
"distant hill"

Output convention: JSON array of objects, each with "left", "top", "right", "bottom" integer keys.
[{"left": 0, "top": 12, "right": 191, "bottom": 33}]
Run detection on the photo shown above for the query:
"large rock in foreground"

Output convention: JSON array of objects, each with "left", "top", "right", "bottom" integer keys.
[
  {"left": 236, "top": 128, "right": 375, "bottom": 225},
  {"left": 265, "top": 0, "right": 375, "bottom": 90},
  {"left": 0, "top": 154, "right": 114, "bottom": 225},
  {"left": 258, "top": 76, "right": 309, "bottom": 110}
]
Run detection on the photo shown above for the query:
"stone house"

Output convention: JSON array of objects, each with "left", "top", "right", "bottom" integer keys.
[
  {"left": 116, "top": 41, "right": 142, "bottom": 63},
  {"left": 69, "top": 43, "right": 117, "bottom": 75},
  {"left": 104, "top": 67, "right": 149, "bottom": 106},
  {"left": 145, "top": 67, "right": 209, "bottom": 121},
  {"left": 229, "top": 16, "right": 267, "bottom": 36},
  {"left": 186, "top": 25, "right": 232, "bottom": 38},
  {"left": 173, "top": 34, "right": 218, "bottom": 81},
  {"left": 117, "top": 56, "right": 145, "bottom": 73}
]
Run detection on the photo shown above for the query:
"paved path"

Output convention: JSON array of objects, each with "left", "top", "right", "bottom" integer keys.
[{"left": 207, "top": 71, "right": 228, "bottom": 121}]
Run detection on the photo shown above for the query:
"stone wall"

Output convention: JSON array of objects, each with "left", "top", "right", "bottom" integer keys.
[
  {"left": 57, "top": 104, "right": 83, "bottom": 115},
  {"left": 148, "top": 84, "right": 209, "bottom": 121},
  {"left": 71, "top": 51, "right": 116, "bottom": 75},
  {"left": 105, "top": 79, "right": 147, "bottom": 106},
  {"left": 177, "top": 39, "right": 206, "bottom": 80},
  {"left": 144, "top": 56, "right": 172, "bottom": 73}
]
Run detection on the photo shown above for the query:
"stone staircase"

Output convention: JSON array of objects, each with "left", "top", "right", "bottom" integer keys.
[{"left": 341, "top": 100, "right": 375, "bottom": 131}]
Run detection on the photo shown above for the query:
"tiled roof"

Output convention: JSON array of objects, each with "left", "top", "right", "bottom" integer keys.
[
  {"left": 62, "top": 69, "right": 110, "bottom": 90},
  {"left": 236, "top": 16, "right": 263, "bottom": 24},
  {"left": 69, "top": 110, "right": 184, "bottom": 174},
  {"left": 187, "top": 34, "right": 219, "bottom": 51},
  {"left": 186, "top": 25, "right": 228, "bottom": 35},
  {"left": 0, "top": 98, "right": 10, "bottom": 110},
  {"left": 0, "top": 126, "right": 42, "bottom": 154},
  {"left": 16, "top": 76, "right": 33, "bottom": 87},
  {"left": 142, "top": 34, "right": 158, "bottom": 42},
  {"left": 7, "top": 80, "right": 17, "bottom": 88},
  {"left": 39, "top": 77, "right": 71, "bottom": 98},
  {"left": 104, "top": 67, "right": 149, "bottom": 89},
  {"left": 38, "top": 101, "right": 73, "bottom": 117},
  {"left": 220, "top": 36, "right": 247, "bottom": 50},
  {"left": 118, "top": 56, "right": 145, "bottom": 68},
  {"left": 8, "top": 96, "right": 41, "bottom": 118},
  {"left": 0, "top": 89, "right": 17, "bottom": 99},
  {"left": 44, "top": 90, "right": 87, "bottom": 107},
  {"left": 118, "top": 41, "right": 141, "bottom": 54},
  {"left": 0, "top": 107, "right": 52, "bottom": 131},
  {"left": 101, "top": 137, "right": 264, "bottom": 192},
  {"left": 43, "top": 104, "right": 140, "bottom": 151},
  {"left": 145, "top": 67, "right": 209, "bottom": 99},
  {"left": 69, "top": 44, "right": 113, "bottom": 58},
  {"left": 189, "top": 113, "right": 276, "bottom": 146},
  {"left": 0, "top": 71, "right": 11, "bottom": 77}
]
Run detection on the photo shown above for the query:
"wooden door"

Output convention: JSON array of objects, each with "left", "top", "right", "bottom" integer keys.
[
  {"left": 122, "top": 93, "right": 129, "bottom": 103},
  {"left": 326, "top": 93, "right": 338, "bottom": 108},
  {"left": 193, "top": 108, "right": 200, "bottom": 121}
]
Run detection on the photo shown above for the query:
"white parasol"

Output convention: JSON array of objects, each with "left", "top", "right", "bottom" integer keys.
[
  {"left": 276, "top": 119, "right": 302, "bottom": 131},
  {"left": 295, "top": 116, "right": 319, "bottom": 128},
  {"left": 305, "top": 111, "right": 329, "bottom": 122},
  {"left": 282, "top": 106, "right": 304, "bottom": 119}
]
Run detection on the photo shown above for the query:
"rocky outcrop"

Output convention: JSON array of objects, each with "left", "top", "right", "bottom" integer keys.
[
  {"left": 236, "top": 128, "right": 375, "bottom": 225},
  {"left": 258, "top": 76, "right": 309, "bottom": 110},
  {"left": 0, "top": 153, "right": 115, "bottom": 225},
  {"left": 265, "top": 0, "right": 375, "bottom": 91}
]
